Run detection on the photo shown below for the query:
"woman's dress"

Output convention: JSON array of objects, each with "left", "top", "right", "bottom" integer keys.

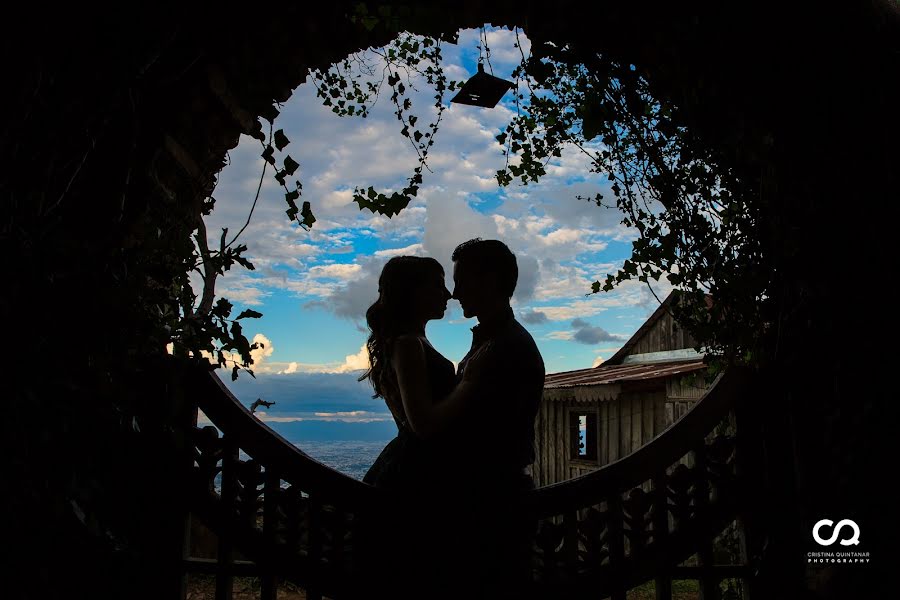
[
  {"left": 356, "top": 341, "right": 461, "bottom": 598},
  {"left": 362, "top": 341, "right": 457, "bottom": 490}
]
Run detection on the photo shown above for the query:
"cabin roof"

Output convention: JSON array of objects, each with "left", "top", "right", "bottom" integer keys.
[
  {"left": 604, "top": 290, "right": 712, "bottom": 366},
  {"left": 605, "top": 292, "right": 679, "bottom": 366},
  {"left": 544, "top": 359, "right": 706, "bottom": 390}
]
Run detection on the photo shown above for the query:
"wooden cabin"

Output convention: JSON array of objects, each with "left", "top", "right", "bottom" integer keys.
[{"left": 531, "top": 292, "right": 711, "bottom": 487}]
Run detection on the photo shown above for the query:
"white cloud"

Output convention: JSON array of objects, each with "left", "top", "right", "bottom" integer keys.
[
  {"left": 543, "top": 228, "right": 582, "bottom": 245},
  {"left": 422, "top": 189, "right": 499, "bottom": 271},
  {"left": 536, "top": 300, "right": 607, "bottom": 322},
  {"left": 260, "top": 343, "right": 371, "bottom": 375},
  {"left": 334, "top": 344, "right": 370, "bottom": 373},
  {"left": 257, "top": 410, "right": 390, "bottom": 423},
  {"left": 592, "top": 357, "right": 605, "bottom": 368},
  {"left": 216, "top": 280, "right": 271, "bottom": 306},
  {"left": 308, "top": 263, "right": 362, "bottom": 281},
  {"left": 373, "top": 243, "right": 424, "bottom": 257},
  {"left": 546, "top": 330, "right": 574, "bottom": 340}
]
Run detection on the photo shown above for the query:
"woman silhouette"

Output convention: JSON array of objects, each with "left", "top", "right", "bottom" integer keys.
[
  {"left": 360, "top": 255, "right": 482, "bottom": 486},
  {"left": 355, "top": 255, "right": 482, "bottom": 599}
]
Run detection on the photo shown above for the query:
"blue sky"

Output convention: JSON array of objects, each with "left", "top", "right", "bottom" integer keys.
[{"left": 198, "top": 26, "right": 673, "bottom": 438}]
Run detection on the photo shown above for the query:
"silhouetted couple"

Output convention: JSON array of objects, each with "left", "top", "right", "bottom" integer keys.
[{"left": 357, "top": 239, "right": 545, "bottom": 600}]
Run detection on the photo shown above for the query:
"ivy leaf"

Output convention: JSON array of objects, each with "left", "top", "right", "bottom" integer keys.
[
  {"left": 233, "top": 254, "right": 255, "bottom": 271},
  {"left": 261, "top": 145, "right": 276, "bottom": 165},
  {"left": 579, "top": 99, "right": 605, "bottom": 141},
  {"left": 301, "top": 201, "right": 316, "bottom": 228},
  {"left": 274, "top": 129, "right": 290, "bottom": 151},
  {"left": 282, "top": 156, "right": 300, "bottom": 176},
  {"left": 249, "top": 123, "right": 266, "bottom": 142},
  {"left": 236, "top": 309, "right": 263, "bottom": 320},
  {"left": 259, "top": 105, "right": 280, "bottom": 123},
  {"left": 212, "top": 298, "right": 233, "bottom": 318}
]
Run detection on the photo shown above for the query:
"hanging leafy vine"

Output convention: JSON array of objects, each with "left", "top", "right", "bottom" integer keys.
[
  {"left": 175, "top": 32, "right": 465, "bottom": 378},
  {"left": 168, "top": 119, "right": 313, "bottom": 380},
  {"left": 492, "top": 40, "right": 769, "bottom": 361},
  {"left": 309, "top": 32, "right": 464, "bottom": 217}
]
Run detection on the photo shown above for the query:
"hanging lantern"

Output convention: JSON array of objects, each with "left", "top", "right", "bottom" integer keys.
[{"left": 450, "top": 63, "right": 515, "bottom": 108}]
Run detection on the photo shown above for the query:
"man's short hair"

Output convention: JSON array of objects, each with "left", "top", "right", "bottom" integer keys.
[{"left": 451, "top": 238, "right": 518, "bottom": 298}]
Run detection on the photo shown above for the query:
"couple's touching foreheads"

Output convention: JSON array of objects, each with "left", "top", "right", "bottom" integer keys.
[{"left": 355, "top": 238, "right": 544, "bottom": 600}]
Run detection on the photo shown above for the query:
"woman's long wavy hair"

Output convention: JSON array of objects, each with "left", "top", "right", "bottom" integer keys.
[{"left": 358, "top": 256, "right": 444, "bottom": 426}]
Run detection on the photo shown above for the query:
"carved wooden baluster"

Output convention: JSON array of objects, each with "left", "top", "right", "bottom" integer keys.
[
  {"left": 306, "top": 495, "right": 323, "bottom": 600},
  {"left": 607, "top": 492, "right": 626, "bottom": 600},
  {"left": 284, "top": 487, "right": 300, "bottom": 553},
  {"left": 174, "top": 388, "right": 197, "bottom": 600},
  {"left": 708, "top": 432, "right": 737, "bottom": 504},
  {"left": 535, "top": 519, "right": 564, "bottom": 586},
  {"left": 652, "top": 471, "right": 673, "bottom": 600},
  {"left": 693, "top": 444, "right": 719, "bottom": 600},
  {"left": 562, "top": 508, "right": 578, "bottom": 577},
  {"left": 733, "top": 398, "right": 764, "bottom": 600},
  {"left": 577, "top": 505, "right": 606, "bottom": 576},
  {"left": 237, "top": 459, "right": 262, "bottom": 530},
  {"left": 625, "top": 488, "right": 649, "bottom": 554},
  {"left": 668, "top": 463, "right": 693, "bottom": 528},
  {"left": 216, "top": 437, "right": 239, "bottom": 600},
  {"left": 193, "top": 425, "right": 223, "bottom": 494},
  {"left": 330, "top": 505, "right": 347, "bottom": 578},
  {"left": 260, "top": 469, "right": 280, "bottom": 600}
]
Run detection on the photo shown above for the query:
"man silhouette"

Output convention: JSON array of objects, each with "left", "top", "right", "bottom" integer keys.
[{"left": 447, "top": 238, "right": 545, "bottom": 599}]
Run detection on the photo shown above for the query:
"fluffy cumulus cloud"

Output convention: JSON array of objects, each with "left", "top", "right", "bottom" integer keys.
[
  {"left": 570, "top": 319, "right": 625, "bottom": 345},
  {"left": 312, "top": 255, "right": 386, "bottom": 321},
  {"left": 267, "top": 344, "right": 369, "bottom": 375},
  {"left": 520, "top": 309, "right": 548, "bottom": 324},
  {"left": 422, "top": 190, "right": 499, "bottom": 271},
  {"left": 335, "top": 344, "right": 370, "bottom": 373},
  {"left": 373, "top": 243, "right": 423, "bottom": 258}
]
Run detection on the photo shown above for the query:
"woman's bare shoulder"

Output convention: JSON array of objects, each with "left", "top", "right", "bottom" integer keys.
[{"left": 391, "top": 334, "right": 426, "bottom": 358}]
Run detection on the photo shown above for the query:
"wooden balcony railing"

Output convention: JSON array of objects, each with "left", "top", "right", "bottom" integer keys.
[{"left": 180, "top": 363, "right": 756, "bottom": 600}]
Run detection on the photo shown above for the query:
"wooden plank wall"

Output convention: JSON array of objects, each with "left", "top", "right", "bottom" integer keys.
[
  {"left": 533, "top": 372, "right": 714, "bottom": 487},
  {"left": 626, "top": 310, "right": 698, "bottom": 358},
  {"left": 665, "top": 373, "right": 710, "bottom": 469},
  {"left": 532, "top": 389, "right": 670, "bottom": 487}
]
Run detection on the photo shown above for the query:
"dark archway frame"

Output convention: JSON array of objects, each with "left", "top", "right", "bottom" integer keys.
[{"left": 4, "top": 2, "right": 896, "bottom": 599}]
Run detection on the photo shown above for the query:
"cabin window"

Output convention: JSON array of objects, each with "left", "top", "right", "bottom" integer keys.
[{"left": 569, "top": 411, "right": 598, "bottom": 462}]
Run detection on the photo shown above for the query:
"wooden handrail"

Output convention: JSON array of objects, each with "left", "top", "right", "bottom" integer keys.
[
  {"left": 186, "top": 361, "right": 748, "bottom": 512},
  {"left": 186, "top": 364, "right": 388, "bottom": 508},
  {"left": 180, "top": 359, "right": 752, "bottom": 598}
]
